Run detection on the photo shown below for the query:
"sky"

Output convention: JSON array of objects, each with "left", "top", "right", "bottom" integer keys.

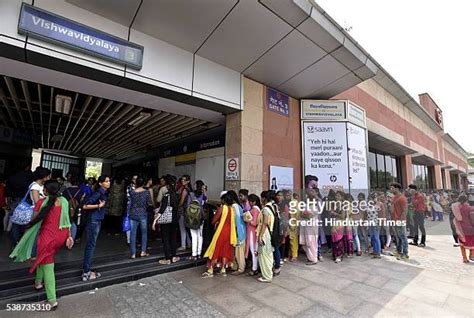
[{"left": 316, "top": 0, "right": 474, "bottom": 153}]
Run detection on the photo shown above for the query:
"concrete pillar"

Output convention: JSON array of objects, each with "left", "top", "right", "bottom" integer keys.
[
  {"left": 445, "top": 169, "right": 452, "bottom": 190},
  {"left": 400, "top": 155, "right": 413, "bottom": 188},
  {"left": 433, "top": 165, "right": 443, "bottom": 190},
  {"left": 224, "top": 78, "right": 264, "bottom": 194}
]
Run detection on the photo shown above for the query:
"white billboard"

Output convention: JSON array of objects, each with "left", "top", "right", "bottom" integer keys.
[
  {"left": 303, "top": 122, "right": 349, "bottom": 195},
  {"left": 269, "top": 166, "right": 294, "bottom": 191},
  {"left": 347, "top": 123, "right": 369, "bottom": 197}
]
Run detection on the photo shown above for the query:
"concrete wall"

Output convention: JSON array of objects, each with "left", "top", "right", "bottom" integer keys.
[
  {"left": 0, "top": 0, "right": 242, "bottom": 110},
  {"left": 158, "top": 147, "right": 224, "bottom": 200}
]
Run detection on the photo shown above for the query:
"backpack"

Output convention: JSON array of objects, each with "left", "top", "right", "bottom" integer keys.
[
  {"left": 267, "top": 203, "right": 282, "bottom": 248},
  {"left": 65, "top": 187, "right": 83, "bottom": 219},
  {"left": 185, "top": 199, "right": 203, "bottom": 230}
]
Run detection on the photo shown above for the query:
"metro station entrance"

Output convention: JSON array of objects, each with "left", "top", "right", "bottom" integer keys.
[{"left": 0, "top": 66, "right": 227, "bottom": 304}]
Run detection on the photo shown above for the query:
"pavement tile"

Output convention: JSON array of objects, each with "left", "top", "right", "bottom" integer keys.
[
  {"left": 443, "top": 295, "right": 474, "bottom": 317},
  {"left": 203, "top": 291, "right": 260, "bottom": 317},
  {"left": 297, "top": 284, "right": 363, "bottom": 315},
  {"left": 299, "top": 303, "right": 345, "bottom": 318},
  {"left": 251, "top": 284, "right": 314, "bottom": 316},
  {"left": 272, "top": 272, "right": 313, "bottom": 292}
]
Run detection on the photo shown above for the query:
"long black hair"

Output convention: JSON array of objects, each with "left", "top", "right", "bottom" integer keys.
[
  {"left": 164, "top": 175, "right": 179, "bottom": 210},
  {"left": 248, "top": 194, "right": 262, "bottom": 209},
  {"left": 227, "top": 190, "right": 242, "bottom": 208},
  {"left": 29, "top": 180, "right": 61, "bottom": 227}
]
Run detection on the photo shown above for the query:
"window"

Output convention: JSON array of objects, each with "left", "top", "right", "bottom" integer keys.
[
  {"left": 369, "top": 150, "right": 400, "bottom": 190},
  {"left": 41, "top": 152, "right": 80, "bottom": 178},
  {"left": 412, "top": 163, "right": 431, "bottom": 190}
]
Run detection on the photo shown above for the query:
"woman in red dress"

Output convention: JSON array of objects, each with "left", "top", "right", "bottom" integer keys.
[
  {"left": 454, "top": 194, "right": 474, "bottom": 263},
  {"left": 202, "top": 192, "right": 237, "bottom": 277},
  {"left": 10, "top": 180, "right": 73, "bottom": 310}
]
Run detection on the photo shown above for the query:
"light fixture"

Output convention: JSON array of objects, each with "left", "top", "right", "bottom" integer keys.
[
  {"left": 51, "top": 134, "right": 63, "bottom": 143},
  {"left": 128, "top": 111, "right": 151, "bottom": 126},
  {"left": 55, "top": 95, "right": 72, "bottom": 114}
]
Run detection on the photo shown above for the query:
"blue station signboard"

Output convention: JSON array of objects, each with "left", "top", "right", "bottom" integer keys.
[{"left": 18, "top": 3, "right": 144, "bottom": 69}]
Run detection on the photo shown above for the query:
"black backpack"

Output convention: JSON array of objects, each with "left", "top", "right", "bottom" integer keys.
[{"left": 267, "top": 203, "right": 282, "bottom": 248}]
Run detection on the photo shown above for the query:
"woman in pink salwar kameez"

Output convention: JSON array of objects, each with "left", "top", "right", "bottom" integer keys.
[{"left": 245, "top": 194, "right": 261, "bottom": 276}]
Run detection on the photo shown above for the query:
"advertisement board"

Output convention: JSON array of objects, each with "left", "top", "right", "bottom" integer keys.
[
  {"left": 269, "top": 166, "right": 294, "bottom": 191},
  {"left": 347, "top": 123, "right": 369, "bottom": 197},
  {"left": 302, "top": 122, "right": 349, "bottom": 195}
]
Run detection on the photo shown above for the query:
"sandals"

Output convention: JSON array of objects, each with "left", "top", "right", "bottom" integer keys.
[
  {"left": 82, "top": 271, "right": 101, "bottom": 282},
  {"left": 257, "top": 277, "right": 271, "bottom": 283},
  {"left": 188, "top": 256, "right": 197, "bottom": 261},
  {"left": 34, "top": 283, "right": 44, "bottom": 291},
  {"left": 172, "top": 256, "right": 180, "bottom": 263},
  {"left": 140, "top": 252, "right": 150, "bottom": 257},
  {"left": 130, "top": 254, "right": 136, "bottom": 259},
  {"left": 201, "top": 271, "right": 214, "bottom": 278},
  {"left": 159, "top": 259, "right": 171, "bottom": 265},
  {"left": 305, "top": 261, "right": 318, "bottom": 266}
]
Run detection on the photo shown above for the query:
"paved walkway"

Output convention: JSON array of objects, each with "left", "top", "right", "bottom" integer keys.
[{"left": 3, "top": 220, "right": 474, "bottom": 317}]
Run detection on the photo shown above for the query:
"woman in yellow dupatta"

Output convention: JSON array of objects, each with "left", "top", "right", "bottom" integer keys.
[{"left": 202, "top": 192, "right": 237, "bottom": 277}]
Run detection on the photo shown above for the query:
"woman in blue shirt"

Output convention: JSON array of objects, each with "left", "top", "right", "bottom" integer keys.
[{"left": 129, "top": 177, "right": 153, "bottom": 259}]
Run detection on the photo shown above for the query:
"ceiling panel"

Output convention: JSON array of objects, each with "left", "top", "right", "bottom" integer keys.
[
  {"left": 66, "top": 0, "right": 141, "bottom": 27},
  {"left": 277, "top": 55, "right": 349, "bottom": 97},
  {"left": 196, "top": 0, "right": 293, "bottom": 72},
  {"left": 258, "top": 0, "right": 310, "bottom": 27},
  {"left": 310, "top": 72, "right": 361, "bottom": 99},
  {"left": 243, "top": 30, "right": 326, "bottom": 88},
  {"left": 132, "top": 0, "right": 238, "bottom": 53},
  {"left": 0, "top": 75, "right": 220, "bottom": 161}
]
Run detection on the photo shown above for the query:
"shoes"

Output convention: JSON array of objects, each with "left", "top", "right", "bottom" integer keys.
[
  {"left": 231, "top": 270, "right": 245, "bottom": 276},
  {"left": 176, "top": 247, "right": 186, "bottom": 252},
  {"left": 419, "top": 243, "right": 425, "bottom": 248},
  {"left": 371, "top": 254, "right": 382, "bottom": 259},
  {"left": 356, "top": 251, "right": 362, "bottom": 256},
  {"left": 305, "top": 261, "right": 318, "bottom": 266},
  {"left": 397, "top": 255, "right": 409, "bottom": 261},
  {"left": 201, "top": 271, "right": 214, "bottom": 278},
  {"left": 409, "top": 242, "right": 418, "bottom": 246},
  {"left": 334, "top": 258, "right": 341, "bottom": 264},
  {"left": 248, "top": 270, "right": 259, "bottom": 276},
  {"left": 453, "top": 243, "right": 460, "bottom": 247},
  {"left": 393, "top": 251, "right": 401, "bottom": 258}
]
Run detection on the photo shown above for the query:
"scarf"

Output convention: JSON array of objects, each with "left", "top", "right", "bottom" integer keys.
[
  {"left": 204, "top": 205, "right": 237, "bottom": 259},
  {"left": 10, "top": 196, "right": 70, "bottom": 263}
]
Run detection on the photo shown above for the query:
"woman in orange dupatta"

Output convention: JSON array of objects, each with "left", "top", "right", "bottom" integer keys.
[{"left": 202, "top": 192, "right": 237, "bottom": 277}]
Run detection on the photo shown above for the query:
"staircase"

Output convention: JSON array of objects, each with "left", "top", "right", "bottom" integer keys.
[{"left": 0, "top": 248, "right": 205, "bottom": 307}]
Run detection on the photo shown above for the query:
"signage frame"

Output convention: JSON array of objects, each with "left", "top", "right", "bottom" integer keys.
[
  {"left": 300, "top": 99, "right": 347, "bottom": 121},
  {"left": 18, "top": 3, "right": 144, "bottom": 70}
]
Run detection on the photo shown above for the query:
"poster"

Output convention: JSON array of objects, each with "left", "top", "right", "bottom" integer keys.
[
  {"left": 269, "top": 166, "right": 294, "bottom": 191},
  {"left": 225, "top": 157, "right": 239, "bottom": 180},
  {"left": 347, "top": 123, "right": 369, "bottom": 197},
  {"left": 303, "top": 122, "right": 349, "bottom": 195}
]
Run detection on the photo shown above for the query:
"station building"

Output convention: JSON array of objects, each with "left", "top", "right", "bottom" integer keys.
[
  {"left": 0, "top": 0, "right": 468, "bottom": 197},
  {"left": 0, "top": 0, "right": 470, "bottom": 303}
]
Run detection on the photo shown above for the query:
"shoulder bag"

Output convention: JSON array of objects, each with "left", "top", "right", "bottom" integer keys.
[{"left": 10, "top": 184, "right": 35, "bottom": 225}]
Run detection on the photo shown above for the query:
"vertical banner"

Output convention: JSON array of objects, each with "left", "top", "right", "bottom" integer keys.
[
  {"left": 303, "top": 122, "right": 349, "bottom": 195},
  {"left": 347, "top": 123, "right": 369, "bottom": 197},
  {"left": 269, "top": 166, "right": 294, "bottom": 191}
]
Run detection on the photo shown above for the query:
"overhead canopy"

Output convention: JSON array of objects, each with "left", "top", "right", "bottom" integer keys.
[
  {"left": 0, "top": 75, "right": 220, "bottom": 160},
  {"left": 66, "top": 0, "right": 379, "bottom": 99}
]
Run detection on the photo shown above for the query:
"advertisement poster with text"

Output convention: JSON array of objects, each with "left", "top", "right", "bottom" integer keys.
[
  {"left": 303, "top": 122, "right": 349, "bottom": 195},
  {"left": 347, "top": 123, "right": 369, "bottom": 197},
  {"left": 269, "top": 166, "right": 294, "bottom": 191}
]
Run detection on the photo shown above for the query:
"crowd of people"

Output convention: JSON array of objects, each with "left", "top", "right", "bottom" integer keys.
[{"left": 2, "top": 165, "right": 474, "bottom": 309}]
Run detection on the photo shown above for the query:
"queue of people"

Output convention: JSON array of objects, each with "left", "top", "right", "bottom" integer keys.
[{"left": 3, "top": 164, "right": 474, "bottom": 309}]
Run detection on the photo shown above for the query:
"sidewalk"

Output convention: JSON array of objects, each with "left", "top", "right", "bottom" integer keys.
[{"left": 3, "top": 220, "right": 473, "bottom": 317}]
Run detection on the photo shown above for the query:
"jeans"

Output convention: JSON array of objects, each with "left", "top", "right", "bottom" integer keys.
[
  {"left": 190, "top": 224, "right": 203, "bottom": 257},
  {"left": 353, "top": 226, "right": 361, "bottom": 252},
  {"left": 394, "top": 225, "right": 408, "bottom": 256},
  {"left": 161, "top": 223, "right": 177, "bottom": 260},
  {"left": 130, "top": 216, "right": 148, "bottom": 255},
  {"left": 178, "top": 215, "right": 191, "bottom": 248},
  {"left": 10, "top": 223, "right": 24, "bottom": 244},
  {"left": 357, "top": 225, "right": 369, "bottom": 251},
  {"left": 71, "top": 222, "right": 77, "bottom": 241},
  {"left": 432, "top": 210, "right": 443, "bottom": 221},
  {"left": 413, "top": 212, "right": 426, "bottom": 245},
  {"left": 83, "top": 220, "right": 101, "bottom": 273},
  {"left": 368, "top": 226, "right": 381, "bottom": 255},
  {"left": 273, "top": 244, "right": 281, "bottom": 269}
]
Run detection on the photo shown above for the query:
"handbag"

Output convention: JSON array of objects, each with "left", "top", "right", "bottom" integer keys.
[
  {"left": 156, "top": 195, "right": 173, "bottom": 225},
  {"left": 10, "top": 184, "right": 35, "bottom": 225},
  {"left": 122, "top": 213, "right": 130, "bottom": 232}
]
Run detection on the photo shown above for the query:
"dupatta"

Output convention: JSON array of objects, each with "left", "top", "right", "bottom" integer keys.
[{"left": 204, "top": 205, "right": 237, "bottom": 259}]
